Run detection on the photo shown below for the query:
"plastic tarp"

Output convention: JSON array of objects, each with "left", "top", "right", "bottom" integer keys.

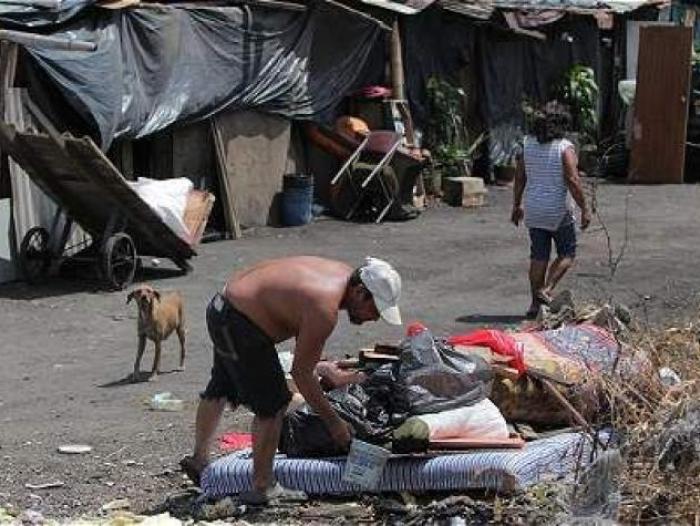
[
  {"left": 20, "top": 2, "right": 382, "bottom": 149},
  {"left": 0, "top": 0, "right": 95, "bottom": 28},
  {"left": 280, "top": 364, "right": 410, "bottom": 457},
  {"left": 402, "top": 11, "right": 598, "bottom": 163},
  {"left": 399, "top": 324, "right": 493, "bottom": 415}
]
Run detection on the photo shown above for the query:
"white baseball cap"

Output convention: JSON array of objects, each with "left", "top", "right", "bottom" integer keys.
[{"left": 359, "top": 257, "right": 402, "bottom": 325}]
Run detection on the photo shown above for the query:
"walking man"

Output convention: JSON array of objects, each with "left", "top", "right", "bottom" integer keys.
[{"left": 511, "top": 102, "right": 591, "bottom": 318}]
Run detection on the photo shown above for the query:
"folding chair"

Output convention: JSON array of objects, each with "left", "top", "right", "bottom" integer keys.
[{"left": 329, "top": 130, "right": 402, "bottom": 223}]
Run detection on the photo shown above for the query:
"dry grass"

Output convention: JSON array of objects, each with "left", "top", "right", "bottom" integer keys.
[{"left": 598, "top": 325, "right": 700, "bottom": 523}]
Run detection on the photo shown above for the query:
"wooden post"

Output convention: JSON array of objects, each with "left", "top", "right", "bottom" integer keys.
[
  {"left": 390, "top": 19, "right": 405, "bottom": 102},
  {"left": 210, "top": 118, "right": 242, "bottom": 240}
]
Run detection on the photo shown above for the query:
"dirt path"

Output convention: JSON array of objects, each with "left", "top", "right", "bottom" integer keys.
[{"left": 1, "top": 182, "right": 698, "bottom": 518}]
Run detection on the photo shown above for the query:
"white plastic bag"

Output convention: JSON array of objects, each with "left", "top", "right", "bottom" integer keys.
[
  {"left": 129, "top": 177, "right": 193, "bottom": 241},
  {"left": 416, "top": 398, "right": 508, "bottom": 440}
]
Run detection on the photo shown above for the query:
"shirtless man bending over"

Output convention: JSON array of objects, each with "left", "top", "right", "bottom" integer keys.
[{"left": 180, "top": 256, "right": 402, "bottom": 504}]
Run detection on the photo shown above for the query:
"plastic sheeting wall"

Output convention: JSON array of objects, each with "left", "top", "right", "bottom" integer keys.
[{"left": 21, "top": 2, "right": 382, "bottom": 150}]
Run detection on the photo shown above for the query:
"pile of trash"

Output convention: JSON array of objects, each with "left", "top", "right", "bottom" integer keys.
[{"left": 280, "top": 322, "right": 497, "bottom": 457}]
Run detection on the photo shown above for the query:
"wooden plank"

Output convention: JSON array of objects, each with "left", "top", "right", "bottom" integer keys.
[
  {"left": 430, "top": 433, "right": 526, "bottom": 450},
  {"left": 629, "top": 26, "right": 693, "bottom": 183},
  {"left": 211, "top": 118, "right": 242, "bottom": 239}
]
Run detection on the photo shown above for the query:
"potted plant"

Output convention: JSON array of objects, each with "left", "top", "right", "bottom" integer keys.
[
  {"left": 424, "top": 77, "right": 486, "bottom": 194},
  {"left": 556, "top": 65, "right": 599, "bottom": 175}
]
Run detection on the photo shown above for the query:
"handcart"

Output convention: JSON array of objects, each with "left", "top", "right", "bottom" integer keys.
[{"left": 0, "top": 121, "right": 214, "bottom": 290}]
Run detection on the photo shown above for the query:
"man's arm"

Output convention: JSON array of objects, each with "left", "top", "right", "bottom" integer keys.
[
  {"left": 562, "top": 147, "right": 591, "bottom": 229},
  {"left": 291, "top": 309, "right": 351, "bottom": 447},
  {"left": 511, "top": 154, "right": 526, "bottom": 226}
]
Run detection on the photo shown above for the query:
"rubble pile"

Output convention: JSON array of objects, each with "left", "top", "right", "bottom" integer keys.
[{"left": 604, "top": 326, "right": 700, "bottom": 523}]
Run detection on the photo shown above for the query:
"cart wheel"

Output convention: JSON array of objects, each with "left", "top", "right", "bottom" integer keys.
[
  {"left": 102, "top": 233, "right": 137, "bottom": 290},
  {"left": 19, "top": 227, "right": 51, "bottom": 284}
]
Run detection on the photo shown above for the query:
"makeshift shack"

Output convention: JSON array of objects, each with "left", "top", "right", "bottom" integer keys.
[
  {"left": 0, "top": 0, "right": 388, "bottom": 284},
  {"left": 341, "top": 0, "right": 669, "bottom": 182}
]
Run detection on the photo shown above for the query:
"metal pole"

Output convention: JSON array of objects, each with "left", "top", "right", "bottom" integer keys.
[
  {"left": 0, "top": 30, "right": 96, "bottom": 52},
  {"left": 0, "top": 0, "right": 61, "bottom": 9}
]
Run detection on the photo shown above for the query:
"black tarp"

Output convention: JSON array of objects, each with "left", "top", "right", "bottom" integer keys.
[
  {"left": 20, "top": 2, "right": 382, "bottom": 149},
  {"left": 402, "top": 9, "right": 599, "bottom": 162},
  {"left": 476, "top": 18, "right": 599, "bottom": 130},
  {"left": 0, "top": 0, "right": 95, "bottom": 28}
]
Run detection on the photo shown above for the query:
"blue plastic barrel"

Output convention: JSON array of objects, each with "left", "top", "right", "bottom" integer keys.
[{"left": 281, "top": 174, "right": 314, "bottom": 226}]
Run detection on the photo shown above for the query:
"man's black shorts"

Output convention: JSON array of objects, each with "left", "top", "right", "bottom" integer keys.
[{"left": 201, "top": 293, "right": 292, "bottom": 417}]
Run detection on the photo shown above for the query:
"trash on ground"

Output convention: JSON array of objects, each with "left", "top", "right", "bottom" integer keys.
[
  {"left": 101, "top": 499, "right": 131, "bottom": 511},
  {"left": 217, "top": 432, "right": 253, "bottom": 452},
  {"left": 149, "top": 392, "right": 184, "bottom": 412},
  {"left": 24, "top": 481, "right": 65, "bottom": 490},
  {"left": 57, "top": 444, "right": 93, "bottom": 455}
]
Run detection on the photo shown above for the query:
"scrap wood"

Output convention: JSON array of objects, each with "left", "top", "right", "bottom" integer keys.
[
  {"left": 210, "top": 118, "right": 242, "bottom": 240},
  {"left": 536, "top": 376, "right": 605, "bottom": 450},
  {"left": 494, "top": 363, "right": 604, "bottom": 449},
  {"left": 430, "top": 433, "right": 525, "bottom": 450},
  {"left": 360, "top": 350, "right": 400, "bottom": 364},
  {"left": 374, "top": 343, "right": 400, "bottom": 355}
]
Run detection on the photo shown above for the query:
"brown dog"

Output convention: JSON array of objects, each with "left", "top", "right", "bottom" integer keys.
[{"left": 126, "top": 285, "right": 186, "bottom": 381}]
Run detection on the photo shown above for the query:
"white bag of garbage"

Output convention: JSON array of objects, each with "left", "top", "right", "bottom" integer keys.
[{"left": 416, "top": 398, "right": 509, "bottom": 440}]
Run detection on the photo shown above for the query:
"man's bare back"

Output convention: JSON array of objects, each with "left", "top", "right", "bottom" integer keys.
[
  {"left": 223, "top": 256, "right": 353, "bottom": 343},
  {"left": 184, "top": 256, "right": 401, "bottom": 500}
]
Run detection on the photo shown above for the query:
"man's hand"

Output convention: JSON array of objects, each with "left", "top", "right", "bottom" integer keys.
[
  {"left": 581, "top": 209, "right": 591, "bottom": 230},
  {"left": 328, "top": 419, "right": 353, "bottom": 450},
  {"left": 511, "top": 205, "right": 524, "bottom": 226}
]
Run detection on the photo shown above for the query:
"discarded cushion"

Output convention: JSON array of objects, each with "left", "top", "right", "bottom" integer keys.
[{"left": 202, "top": 431, "right": 599, "bottom": 497}]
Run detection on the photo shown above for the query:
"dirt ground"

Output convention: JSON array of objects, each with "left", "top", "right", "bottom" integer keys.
[{"left": 1, "top": 182, "right": 699, "bottom": 520}]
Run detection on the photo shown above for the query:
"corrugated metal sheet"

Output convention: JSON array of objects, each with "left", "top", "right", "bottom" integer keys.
[
  {"left": 439, "top": 0, "right": 662, "bottom": 17},
  {"left": 440, "top": 0, "right": 494, "bottom": 19},
  {"left": 360, "top": 0, "right": 436, "bottom": 14}
]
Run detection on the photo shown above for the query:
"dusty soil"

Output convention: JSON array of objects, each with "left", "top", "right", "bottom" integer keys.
[{"left": 1, "top": 182, "right": 699, "bottom": 520}]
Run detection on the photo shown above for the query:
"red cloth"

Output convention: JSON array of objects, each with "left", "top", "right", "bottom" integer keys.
[
  {"left": 448, "top": 329, "right": 527, "bottom": 375},
  {"left": 218, "top": 432, "right": 253, "bottom": 452},
  {"left": 406, "top": 321, "right": 428, "bottom": 337}
]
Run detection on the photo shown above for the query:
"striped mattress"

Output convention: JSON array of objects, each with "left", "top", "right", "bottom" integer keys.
[{"left": 202, "top": 431, "right": 597, "bottom": 498}]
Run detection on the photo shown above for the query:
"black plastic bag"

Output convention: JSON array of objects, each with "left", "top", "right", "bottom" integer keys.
[
  {"left": 279, "top": 364, "right": 409, "bottom": 458},
  {"left": 398, "top": 327, "right": 493, "bottom": 415}
]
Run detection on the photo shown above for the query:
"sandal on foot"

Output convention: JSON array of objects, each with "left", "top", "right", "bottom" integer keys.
[
  {"left": 525, "top": 308, "right": 539, "bottom": 320},
  {"left": 239, "top": 483, "right": 308, "bottom": 505},
  {"left": 179, "top": 455, "right": 203, "bottom": 487},
  {"left": 536, "top": 290, "right": 553, "bottom": 306}
]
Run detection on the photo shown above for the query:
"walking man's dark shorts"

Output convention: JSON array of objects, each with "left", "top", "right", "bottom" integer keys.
[
  {"left": 201, "top": 293, "right": 292, "bottom": 417},
  {"left": 528, "top": 216, "right": 577, "bottom": 262}
]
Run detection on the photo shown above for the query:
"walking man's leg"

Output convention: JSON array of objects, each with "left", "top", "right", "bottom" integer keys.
[
  {"left": 541, "top": 220, "right": 577, "bottom": 298},
  {"left": 528, "top": 259, "right": 548, "bottom": 316},
  {"left": 527, "top": 227, "right": 551, "bottom": 317},
  {"left": 543, "top": 256, "right": 574, "bottom": 294}
]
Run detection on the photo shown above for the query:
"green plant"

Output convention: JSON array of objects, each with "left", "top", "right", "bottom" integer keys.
[
  {"left": 425, "top": 77, "right": 486, "bottom": 171},
  {"left": 556, "top": 65, "right": 599, "bottom": 142}
]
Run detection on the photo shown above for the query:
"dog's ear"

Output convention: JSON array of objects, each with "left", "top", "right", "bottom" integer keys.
[
  {"left": 152, "top": 290, "right": 161, "bottom": 302},
  {"left": 126, "top": 290, "right": 137, "bottom": 304}
]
